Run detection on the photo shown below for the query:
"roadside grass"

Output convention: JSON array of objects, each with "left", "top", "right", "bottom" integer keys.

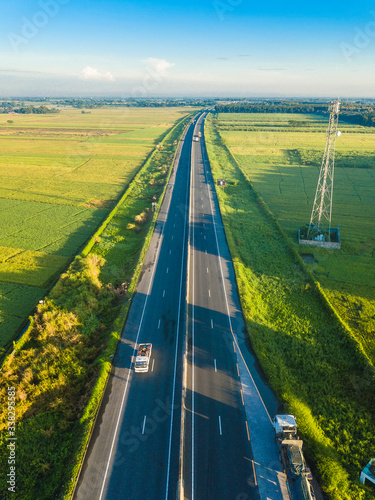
[
  {"left": 0, "top": 255, "right": 116, "bottom": 500},
  {"left": 0, "top": 111, "right": 194, "bottom": 500},
  {"left": 93, "top": 143, "right": 178, "bottom": 285},
  {"left": 0, "top": 108, "right": 192, "bottom": 349},
  {"left": 205, "top": 114, "right": 375, "bottom": 500}
]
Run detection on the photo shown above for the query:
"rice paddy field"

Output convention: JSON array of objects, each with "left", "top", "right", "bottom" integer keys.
[
  {"left": 217, "top": 112, "right": 375, "bottom": 365},
  {"left": 0, "top": 107, "right": 191, "bottom": 348}
]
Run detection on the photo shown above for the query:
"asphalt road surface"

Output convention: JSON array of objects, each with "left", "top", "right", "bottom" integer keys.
[
  {"left": 182, "top": 114, "right": 259, "bottom": 500},
  {"left": 74, "top": 117, "right": 195, "bottom": 500}
]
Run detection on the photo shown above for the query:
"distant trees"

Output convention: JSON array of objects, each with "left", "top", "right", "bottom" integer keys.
[
  {"left": 215, "top": 102, "right": 328, "bottom": 114},
  {"left": 0, "top": 102, "right": 60, "bottom": 114},
  {"left": 342, "top": 112, "right": 375, "bottom": 127},
  {"left": 58, "top": 98, "right": 217, "bottom": 108},
  {"left": 13, "top": 105, "right": 60, "bottom": 114},
  {"left": 214, "top": 101, "right": 375, "bottom": 128},
  {"left": 0, "top": 101, "right": 16, "bottom": 113}
]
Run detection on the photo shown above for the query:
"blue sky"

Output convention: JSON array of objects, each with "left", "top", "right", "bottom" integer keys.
[{"left": 1, "top": 0, "right": 375, "bottom": 97}]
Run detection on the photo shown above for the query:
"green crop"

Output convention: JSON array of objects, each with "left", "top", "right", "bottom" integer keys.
[{"left": 0, "top": 107, "right": 193, "bottom": 348}]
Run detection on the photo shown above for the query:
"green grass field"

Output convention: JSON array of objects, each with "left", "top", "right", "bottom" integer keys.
[
  {"left": 0, "top": 107, "right": 191, "bottom": 348},
  {"left": 216, "top": 112, "right": 375, "bottom": 365},
  {"left": 206, "top": 113, "right": 375, "bottom": 499}
]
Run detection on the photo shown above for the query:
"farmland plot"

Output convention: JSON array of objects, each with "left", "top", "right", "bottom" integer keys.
[
  {"left": 0, "top": 107, "right": 191, "bottom": 348},
  {"left": 218, "top": 112, "right": 375, "bottom": 366}
]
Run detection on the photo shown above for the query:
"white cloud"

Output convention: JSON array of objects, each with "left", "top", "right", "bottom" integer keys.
[
  {"left": 79, "top": 66, "right": 115, "bottom": 82},
  {"left": 143, "top": 58, "right": 175, "bottom": 74}
]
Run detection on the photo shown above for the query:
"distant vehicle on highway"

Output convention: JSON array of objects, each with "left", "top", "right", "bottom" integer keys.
[{"left": 134, "top": 343, "right": 152, "bottom": 372}]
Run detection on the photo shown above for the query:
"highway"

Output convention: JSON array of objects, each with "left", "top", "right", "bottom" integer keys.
[
  {"left": 74, "top": 112, "right": 287, "bottom": 500},
  {"left": 182, "top": 115, "right": 259, "bottom": 500},
  {"left": 74, "top": 117, "right": 195, "bottom": 500}
]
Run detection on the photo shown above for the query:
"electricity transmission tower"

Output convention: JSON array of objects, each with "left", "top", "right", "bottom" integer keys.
[{"left": 307, "top": 100, "right": 341, "bottom": 241}]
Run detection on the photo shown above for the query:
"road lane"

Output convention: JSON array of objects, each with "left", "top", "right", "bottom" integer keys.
[
  {"left": 183, "top": 114, "right": 258, "bottom": 500},
  {"left": 186, "top": 114, "right": 289, "bottom": 500},
  {"left": 74, "top": 117, "right": 195, "bottom": 500}
]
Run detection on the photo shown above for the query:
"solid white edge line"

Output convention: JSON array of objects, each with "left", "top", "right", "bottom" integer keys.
[
  {"left": 164, "top": 122, "right": 191, "bottom": 500},
  {"left": 98, "top": 122, "right": 184, "bottom": 500}
]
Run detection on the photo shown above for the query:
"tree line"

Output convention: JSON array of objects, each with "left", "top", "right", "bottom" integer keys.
[
  {"left": 214, "top": 101, "right": 375, "bottom": 128},
  {"left": 1, "top": 104, "right": 60, "bottom": 114}
]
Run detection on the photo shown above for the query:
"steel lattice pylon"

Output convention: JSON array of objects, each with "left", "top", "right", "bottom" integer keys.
[{"left": 307, "top": 100, "right": 340, "bottom": 241}]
